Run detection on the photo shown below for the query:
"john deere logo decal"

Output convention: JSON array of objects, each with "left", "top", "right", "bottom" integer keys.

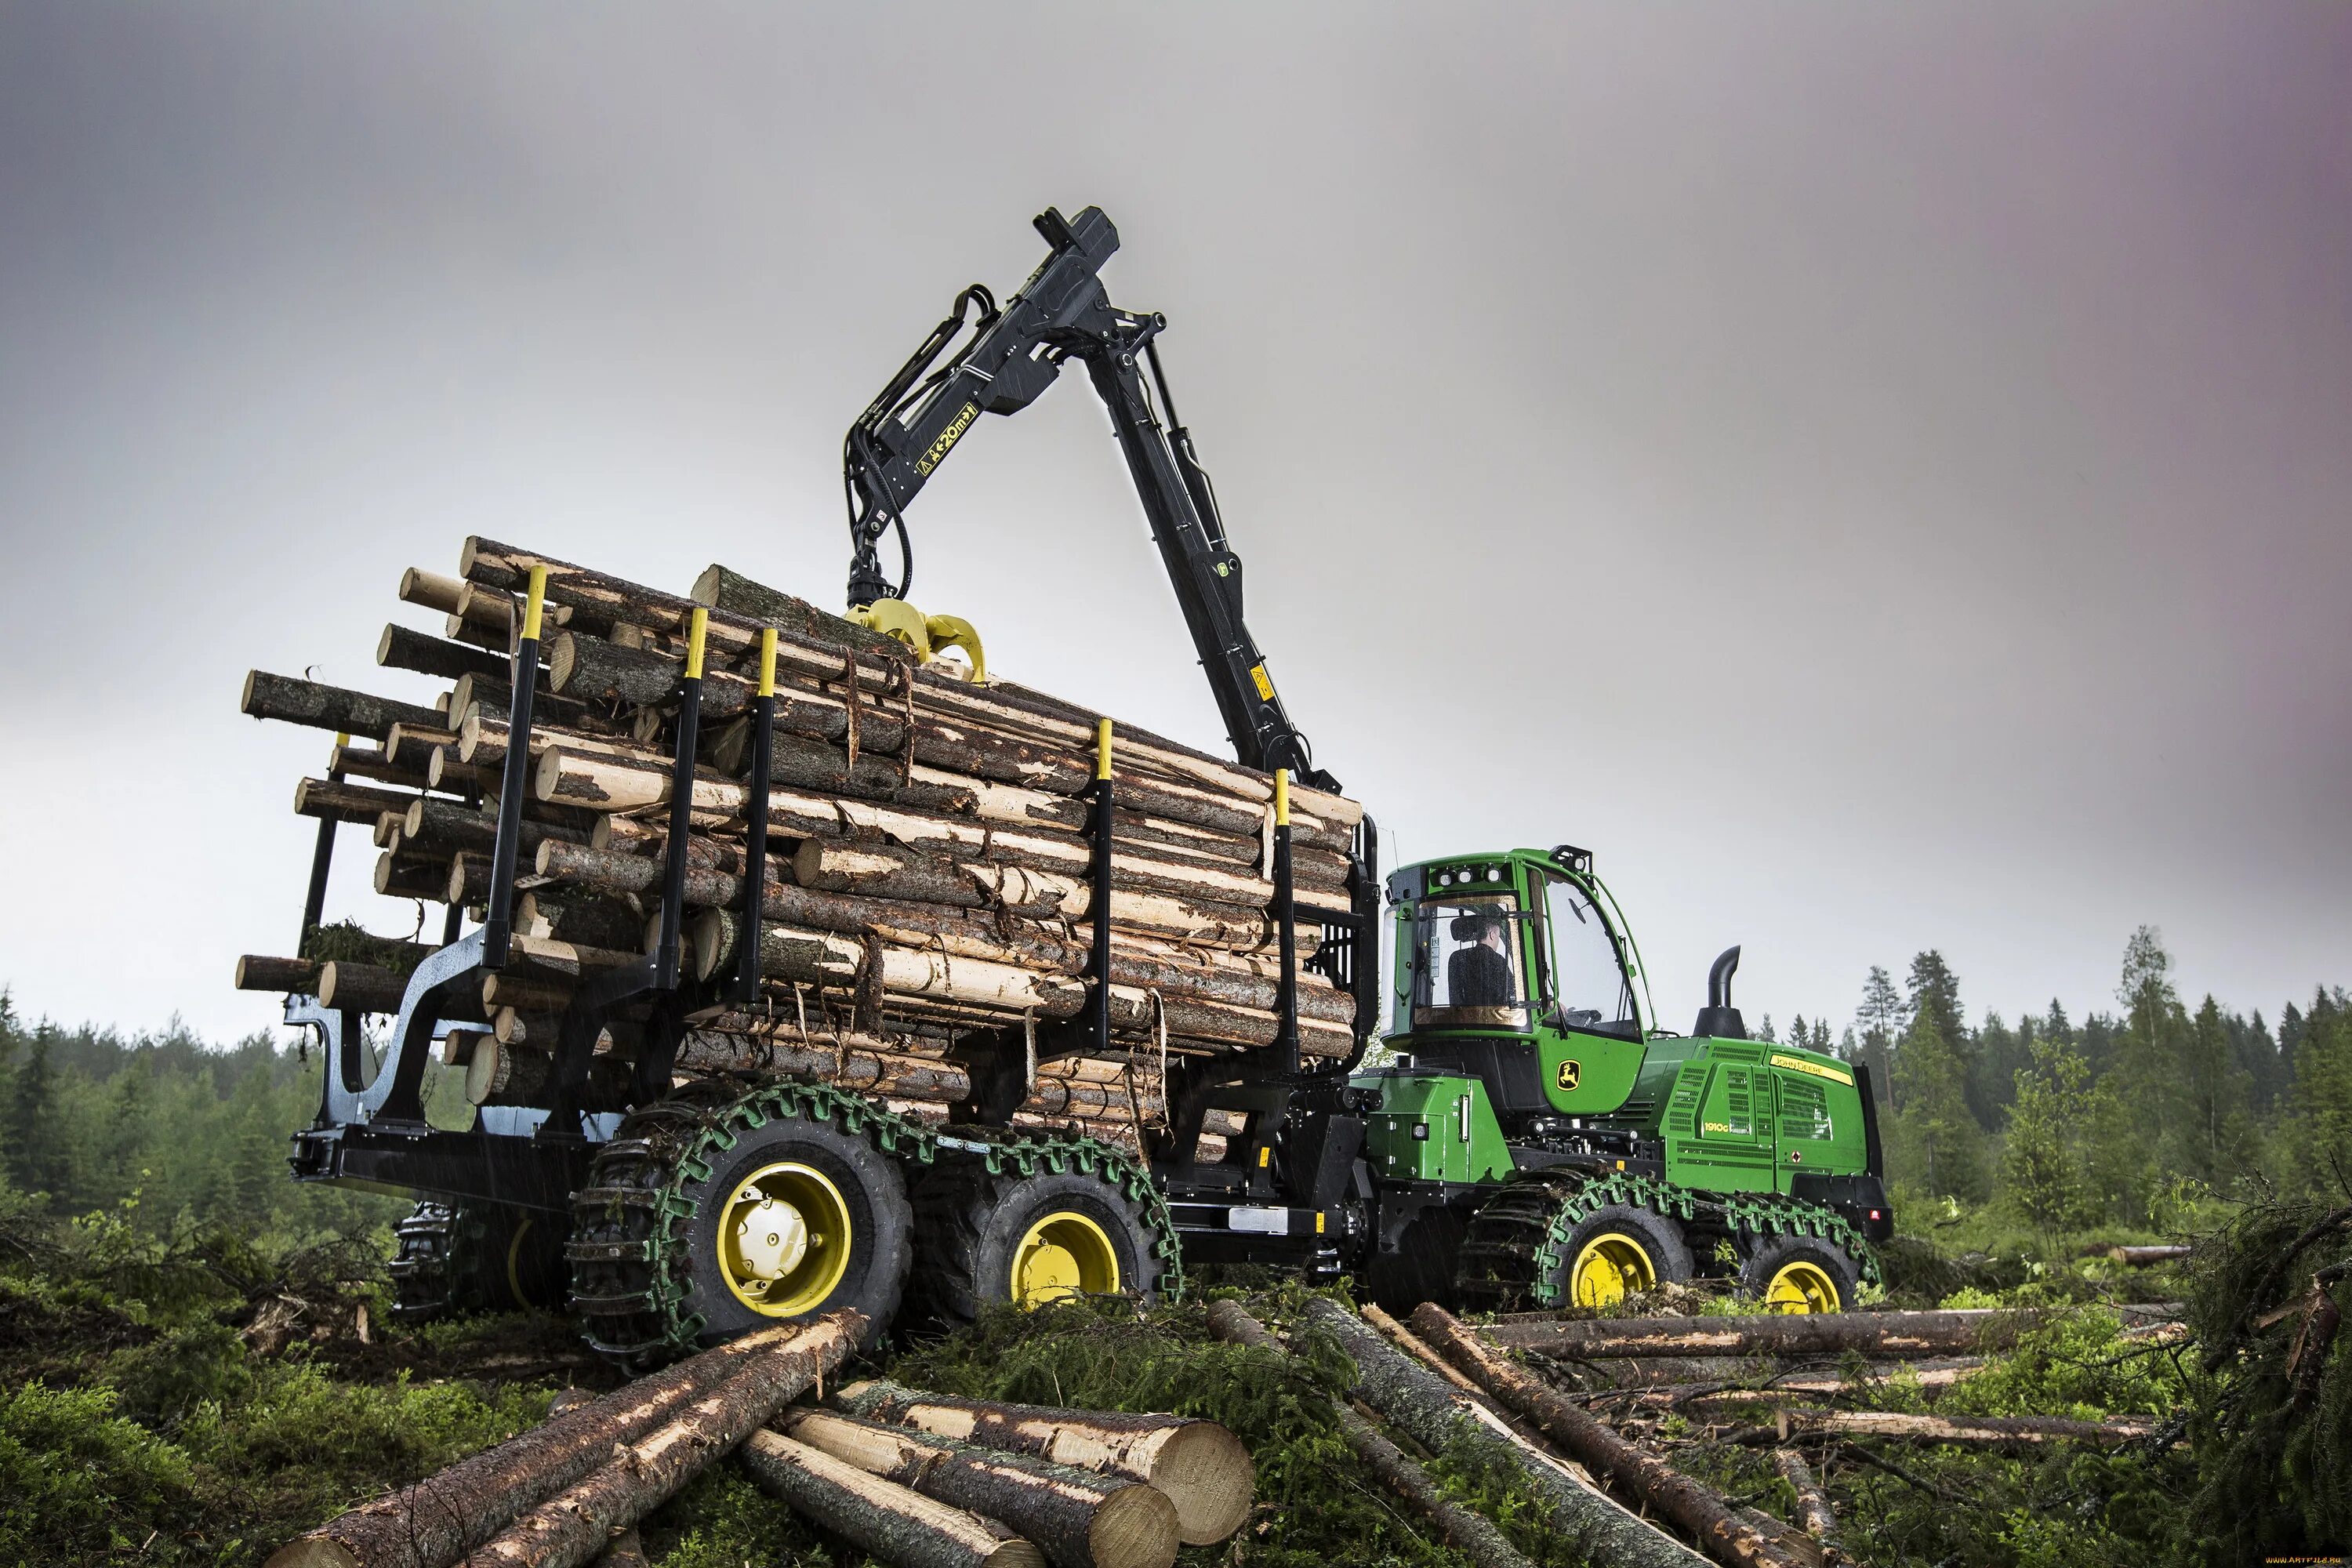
[{"left": 1556, "top": 1060, "right": 1581, "bottom": 1091}]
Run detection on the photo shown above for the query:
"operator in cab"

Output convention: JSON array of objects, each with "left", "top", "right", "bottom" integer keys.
[{"left": 1448, "top": 910, "right": 1514, "bottom": 1007}]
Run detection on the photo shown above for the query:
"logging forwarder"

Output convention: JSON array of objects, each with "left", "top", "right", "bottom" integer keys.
[{"left": 276, "top": 206, "right": 1890, "bottom": 1369}]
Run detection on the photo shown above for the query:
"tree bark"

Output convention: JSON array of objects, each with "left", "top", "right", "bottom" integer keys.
[
  {"left": 779, "top": 1409, "right": 1179, "bottom": 1568},
  {"left": 1301, "top": 1298, "right": 1711, "bottom": 1568},
  {"left": 1200, "top": 1301, "right": 1531, "bottom": 1568},
  {"left": 317, "top": 963, "right": 416, "bottom": 1015},
  {"left": 1479, "top": 1308, "right": 2082, "bottom": 1359},
  {"left": 462, "top": 1309, "right": 863, "bottom": 1568},
  {"left": 263, "top": 1319, "right": 853, "bottom": 1568},
  {"left": 1769, "top": 1450, "right": 1842, "bottom": 1565},
  {"left": 832, "top": 1381, "right": 1253, "bottom": 1548},
  {"left": 1410, "top": 1305, "right": 1815, "bottom": 1568},
  {"left": 737, "top": 1428, "right": 1044, "bottom": 1568},
  {"left": 2085, "top": 1244, "right": 2191, "bottom": 1266},
  {"left": 674, "top": 1030, "right": 974, "bottom": 1100},
  {"left": 244, "top": 670, "right": 444, "bottom": 743},
  {"left": 401, "top": 797, "right": 586, "bottom": 860}
]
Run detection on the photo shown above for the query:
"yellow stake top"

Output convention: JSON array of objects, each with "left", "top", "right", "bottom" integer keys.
[
  {"left": 1273, "top": 768, "right": 1290, "bottom": 827},
  {"left": 685, "top": 606, "right": 709, "bottom": 681},
  {"left": 521, "top": 564, "right": 548, "bottom": 642},
  {"left": 757, "top": 627, "right": 778, "bottom": 697},
  {"left": 1094, "top": 717, "right": 1113, "bottom": 782}
]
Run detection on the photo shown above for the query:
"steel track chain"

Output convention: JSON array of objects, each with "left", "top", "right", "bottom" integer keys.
[{"left": 566, "top": 1079, "right": 1186, "bottom": 1367}]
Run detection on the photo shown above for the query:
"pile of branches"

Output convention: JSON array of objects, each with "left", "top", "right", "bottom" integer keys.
[
  {"left": 2185, "top": 1193, "right": 2352, "bottom": 1559},
  {"left": 235, "top": 538, "right": 1364, "bottom": 1160}
]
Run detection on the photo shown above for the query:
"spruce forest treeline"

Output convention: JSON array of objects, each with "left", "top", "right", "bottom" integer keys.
[{"left": 1763, "top": 925, "right": 2350, "bottom": 1229}]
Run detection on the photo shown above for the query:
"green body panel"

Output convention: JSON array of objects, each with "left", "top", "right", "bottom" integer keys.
[
  {"left": 1356, "top": 1073, "right": 1513, "bottom": 1184},
  {"left": 1538, "top": 1029, "right": 1646, "bottom": 1114},
  {"left": 1377, "top": 847, "right": 1875, "bottom": 1200}
]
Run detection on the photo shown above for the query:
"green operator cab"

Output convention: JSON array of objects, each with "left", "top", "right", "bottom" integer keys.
[{"left": 1346, "top": 844, "right": 1893, "bottom": 1315}]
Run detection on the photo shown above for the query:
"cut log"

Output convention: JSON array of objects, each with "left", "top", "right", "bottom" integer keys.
[
  {"left": 401, "top": 797, "right": 586, "bottom": 859},
  {"left": 1201, "top": 1301, "right": 1531, "bottom": 1568},
  {"left": 1770, "top": 1450, "right": 1842, "bottom": 1565},
  {"left": 674, "top": 1030, "right": 972, "bottom": 1100},
  {"left": 737, "top": 1428, "right": 1044, "bottom": 1568},
  {"left": 243, "top": 670, "right": 444, "bottom": 743},
  {"left": 296, "top": 776, "right": 422, "bottom": 826},
  {"left": 1410, "top": 1305, "right": 1815, "bottom": 1568},
  {"left": 2084, "top": 1243, "right": 2192, "bottom": 1266},
  {"left": 238, "top": 956, "right": 321, "bottom": 994},
  {"left": 378, "top": 622, "right": 509, "bottom": 684},
  {"left": 779, "top": 1408, "right": 1178, "bottom": 1568},
  {"left": 1301, "top": 1298, "right": 1711, "bottom": 1568},
  {"left": 317, "top": 962, "right": 416, "bottom": 1015},
  {"left": 264, "top": 1319, "right": 854, "bottom": 1568},
  {"left": 833, "top": 1381, "right": 1252, "bottom": 1548},
  {"left": 374, "top": 851, "right": 450, "bottom": 902},
  {"left": 399, "top": 566, "right": 466, "bottom": 615},
  {"left": 1479, "top": 1308, "right": 2086, "bottom": 1359},
  {"left": 1724, "top": 1410, "right": 2156, "bottom": 1448},
  {"left": 463, "top": 1309, "right": 863, "bottom": 1568}
]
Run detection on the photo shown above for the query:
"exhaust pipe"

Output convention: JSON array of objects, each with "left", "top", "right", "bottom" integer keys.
[{"left": 1693, "top": 945, "right": 1748, "bottom": 1040}]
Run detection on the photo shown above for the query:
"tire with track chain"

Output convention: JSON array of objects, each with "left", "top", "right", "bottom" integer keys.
[
  {"left": 909, "top": 1156, "right": 1165, "bottom": 1324},
  {"left": 567, "top": 1082, "right": 911, "bottom": 1371},
  {"left": 1737, "top": 1231, "right": 1861, "bottom": 1313},
  {"left": 1455, "top": 1174, "right": 1584, "bottom": 1315},
  {"left": 387, "top": 1200, "right": 569, "bottom": 1323}
]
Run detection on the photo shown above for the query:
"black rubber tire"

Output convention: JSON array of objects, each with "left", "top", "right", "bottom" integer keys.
[
  {"left": 671, "top": 1113, "right": 912, "bottom": 1351},
  {"left": 1736, "top": 1232, "right": 1860, "bottom": 1314},
  {"left": 1541, "top": 1203, "right": 1695, "bottom": 1308},
  {"left": 1366, "top": 1201, "right": 1468, "bottom": 1316},
  {"left": 388, "top": 1201, "right": 570, "bottom": 1322},
  {"left": 909, "top": 1160, "right": 1163, "bottom": 1324}
]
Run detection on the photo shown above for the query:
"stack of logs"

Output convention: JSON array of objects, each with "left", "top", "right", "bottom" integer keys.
[
  {"left": 236, "top": 539, "right": 1365, "bottom": 1162},
  {"left": 268, "top": 1312, "right": 1254, "bottom": 1568}
]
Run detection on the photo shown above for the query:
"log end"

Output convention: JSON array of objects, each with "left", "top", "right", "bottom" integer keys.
[
  {"left": 688, "top": 908, "right": 728, "bottom": 983},
  {"left": 1090, "top": 1482, "right": 1182, "bottom": 1568},
  {"left": 262, "top": 1538, "right": 363, "bottom": 1568},
  {"left": 239, "top": 667, "right": 262, "bottom": 716},
  {"left": 1148, "top": 1422, "right": 1256, "bottom": 1544}
]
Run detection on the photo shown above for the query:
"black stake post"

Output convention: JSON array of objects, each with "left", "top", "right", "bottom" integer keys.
[
  {"left": 654, "top": 607, "right": 710, "bottom": 988},
  {"left": 1088, "top": 717, "right": 1115, "bottom": 1055},
  {"left": 296, "top": 731, "right": 350, "bottom": 960},
  {"left": 1272, "top": 767, "right": 1300, "bottom": 1076},
  {"left": 731, "top": 627, "right": 778, "bottom": 1001},
  {"left": 482, "top": 564, "right": 548, "bottom": 971}
]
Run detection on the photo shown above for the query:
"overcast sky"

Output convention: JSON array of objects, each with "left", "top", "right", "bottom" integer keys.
[{"left": 2, "top": 3, "right": 2347, "bottom": 1049}]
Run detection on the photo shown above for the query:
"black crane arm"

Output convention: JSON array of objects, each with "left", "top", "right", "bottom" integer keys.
[{"left": 843, "top": 206, "right": 1335, "bottom": 792}]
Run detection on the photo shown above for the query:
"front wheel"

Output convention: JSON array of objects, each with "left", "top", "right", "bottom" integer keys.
[
  {"left": 1737, "top": 1233, "right": 1859, "bottom": 1313},
  {"left": 1547, "top": 1203, "right": 1694, "bottom": 1309}
]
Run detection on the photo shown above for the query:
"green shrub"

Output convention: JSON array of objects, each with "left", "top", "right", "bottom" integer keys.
[{"left": 0, "top": 1381, "right": 196, "bottom": 1564}]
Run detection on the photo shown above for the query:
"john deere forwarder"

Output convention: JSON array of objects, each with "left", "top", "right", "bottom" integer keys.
[{"left": 281, "top": 205, "right": 1889, "bottom": 1361}]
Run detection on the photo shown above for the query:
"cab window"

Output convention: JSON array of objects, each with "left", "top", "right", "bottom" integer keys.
[
  {"left": 1545, "top": 877, "right": 1639, "bottom": 1036},
  {"left": 1411, "top": 897, "right": 1537, "bottom": 1029}
]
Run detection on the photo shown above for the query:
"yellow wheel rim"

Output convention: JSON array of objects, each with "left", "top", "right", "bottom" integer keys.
[
  {"left": 505, "top": 1217, "right": 535, "bottom": 1308},
  {"left": 1011, "top": 1211, "right": 1119, "bottom": 1307},
  {"left": 718, "top": 1162, "right": 852, "bottom": 1317},
  {"left": 1762, "top": 1260, "right": 1841, "bottom": 1314},
  {"left": 1569, "top": 1232, "right": 1657, "bottom": 1308}
]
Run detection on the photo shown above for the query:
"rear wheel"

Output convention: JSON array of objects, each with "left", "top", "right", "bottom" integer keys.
[
  {"left": 388, "top": 1200, "right": 569, "bottom": 1323},
  {"left": 1737, "top": 1234, "right": 1858, "bottom": 1313},
  {"left": 569, "top": 1086, "right": 912, "bottom": 1370},
  {"left": 911, "top": 1160, "right": 1163, "bottom": 1324}
]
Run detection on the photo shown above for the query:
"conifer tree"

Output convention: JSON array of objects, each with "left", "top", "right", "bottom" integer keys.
[
  {"left": 1856, "top": 966, "right": 1902, "bottom": 1107},
  {"left": 1887, "top": 1014, "right": 1991, "bottom": 1203},
  {"left": 2001, "top": 1033, "right": 2102, "bottom": 1235}
]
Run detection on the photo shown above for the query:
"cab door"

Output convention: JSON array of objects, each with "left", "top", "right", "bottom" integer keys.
[{"left": 1536, "top": 872, "right": 1646, "bottom": 1116}]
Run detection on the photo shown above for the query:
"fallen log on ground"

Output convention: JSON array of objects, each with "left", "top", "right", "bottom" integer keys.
[
  {"left": 1203, "top": 1300, "right": 1533, "bottom": 1568},
  {"left": 833, "top": 1380, "right": 1252, "bottom": 1547},
  {"left": 265, "top": 1318, "right": 846, "bottom": 1567},
  {"left": 738, "top": 1428, "right": 1044, "bottom": 1568},
  {"left": 1301, "top": 1298, "right": 1712, "bottom": 1568},
  {"left": 2083, "top": 1243, "right": 2193, "bottom": 1266},
  {"left": 1411, "top": 1304, "right": 1816, "bottom": 1568},
  {"left": 460, "top": 1308, "right": 863, "bottom": 1568},
  {"left": 779, "top": 1408, "right": 1179, "bottom": 1568},
  {"left": 1721, "top": 1409, "right": 2158, "bottom": 1448},
  {"left": 1770, "top": 1450, "right": 1844, "bottom": 1566},
  {"left": 1479, "top": 1307, "right": 2176, "bottom": 1359}
]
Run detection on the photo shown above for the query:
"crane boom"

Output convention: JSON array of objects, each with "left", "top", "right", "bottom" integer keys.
[{"left": 843, "top": 206, "right": 1335, "bottom": 791}]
